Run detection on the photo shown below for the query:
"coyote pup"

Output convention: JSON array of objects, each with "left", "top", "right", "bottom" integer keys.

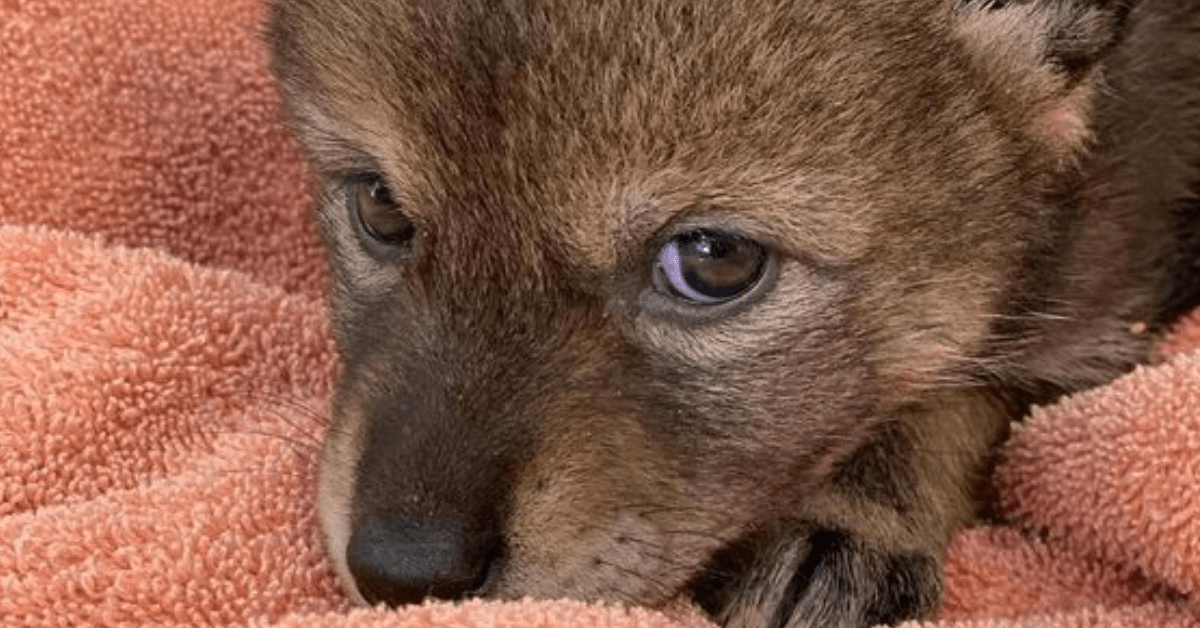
[{"left": 268, "top": 0, "right": 1200, "bottom": 625}]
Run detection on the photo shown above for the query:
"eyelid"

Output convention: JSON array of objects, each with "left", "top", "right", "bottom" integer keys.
[{"left": 341, "top": 169, "right": 388, "bottom": 191}]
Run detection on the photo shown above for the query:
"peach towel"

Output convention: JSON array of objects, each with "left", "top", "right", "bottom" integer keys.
[{"left": 2, "top": 0, "right": 1198, "bottom": 626}]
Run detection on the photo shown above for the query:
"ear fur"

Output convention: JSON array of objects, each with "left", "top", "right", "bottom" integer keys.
[{"left": 953, "top": 0, "right": 1138, "bottom": 162}]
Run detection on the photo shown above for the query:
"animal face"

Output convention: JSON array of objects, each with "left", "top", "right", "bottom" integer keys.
[{"left": 267, "top": 0, "right": 1190, "bottom": 625}]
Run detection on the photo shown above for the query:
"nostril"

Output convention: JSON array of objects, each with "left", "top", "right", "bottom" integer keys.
[{"left": 346, "top": 516, "right": 500, "bottom": 607}]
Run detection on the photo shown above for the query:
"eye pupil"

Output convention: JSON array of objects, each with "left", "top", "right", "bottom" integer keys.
[
  {"left": 351, "top": 175, "right": 415, "bottom": 247},
  {"left": 655, "top": 230, "right": 767, "bottom": 305},
  {"left": 368, "top": 179, "right": 395, "bottom": 207}
]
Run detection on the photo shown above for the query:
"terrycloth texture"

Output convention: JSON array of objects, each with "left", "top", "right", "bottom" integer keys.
[
  {"left": 0, "top": 0, "right": 323, "bottom": 297},
  {"left": 2, "top": 0, "right": 1199, "bottom": 627}
]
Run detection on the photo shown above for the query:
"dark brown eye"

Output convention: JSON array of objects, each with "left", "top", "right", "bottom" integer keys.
[
  {"left": 654, "top": 230, "right": 767, "bottom": 304},
  {"left": 350, "top": 175, "right": 415, "bottom": 246}
]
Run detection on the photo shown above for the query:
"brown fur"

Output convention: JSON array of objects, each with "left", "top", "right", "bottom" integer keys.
[{"left": 267, "top": 0, "right": 1200, "bottom": 626}]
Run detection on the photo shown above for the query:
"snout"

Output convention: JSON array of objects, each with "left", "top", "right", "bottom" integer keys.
[
  {"left": 346, "top": 516, "right": 502, "bottom": 606},
  {"left": 321, "top": 339, "right": 531, "bottom": 607},
  {"left": 315, "top": 309, "right": 736, "bottom": 610}
]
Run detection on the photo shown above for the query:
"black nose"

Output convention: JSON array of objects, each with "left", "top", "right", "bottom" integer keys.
[{"left": 345, "top": 516, "right": 500, "bottom": 606}]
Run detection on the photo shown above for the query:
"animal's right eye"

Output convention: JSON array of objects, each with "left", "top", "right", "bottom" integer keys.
[{"left": 349, "top": 175, "right": 416, "bottom": 247}]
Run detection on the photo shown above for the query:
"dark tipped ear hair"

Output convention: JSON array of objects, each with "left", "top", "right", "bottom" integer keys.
[
  {"left": 957, "top": 0, "right": 1138, "bottom": 79},
  {"left": 953, "top": 0, "right": 1140, "bottom": 161}
]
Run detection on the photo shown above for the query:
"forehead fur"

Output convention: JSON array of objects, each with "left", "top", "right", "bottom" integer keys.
[{"left": 268, "top": 0, "right": 1005, "bottom": 271}]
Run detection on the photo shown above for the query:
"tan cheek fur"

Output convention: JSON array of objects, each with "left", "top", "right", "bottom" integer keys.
[
  {"left": 317, "top": 397, "right": 369, "bottom": 605},
  {"left": 498, "top": 405, "right": 736, "bottom": 604},
  {"left": 634, "top": 261, "right": 839, "bottom": 367}
]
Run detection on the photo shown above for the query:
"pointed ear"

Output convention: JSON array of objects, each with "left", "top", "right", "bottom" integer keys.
[{"left": 953, "top": 0, "right": 1137, "bottom": 161}]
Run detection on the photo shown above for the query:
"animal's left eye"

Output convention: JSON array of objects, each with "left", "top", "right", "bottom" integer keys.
[{"left": 653, "top": 230, "right": 768, "bottom": 304}]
